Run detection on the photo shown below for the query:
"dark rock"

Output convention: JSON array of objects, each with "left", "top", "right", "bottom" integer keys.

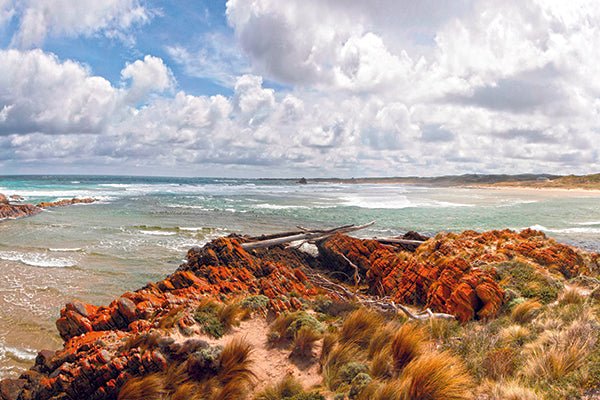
[
  {"left": 297, "top": 177, "right": 308, "bottom": 184},
  {"left": 0, "top": 379, "right": 25, "bottom": 400}
]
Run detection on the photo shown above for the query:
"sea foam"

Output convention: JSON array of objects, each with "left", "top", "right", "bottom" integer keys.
[{"left": 0, "top": 251, "right": 77, "bottom": 268}]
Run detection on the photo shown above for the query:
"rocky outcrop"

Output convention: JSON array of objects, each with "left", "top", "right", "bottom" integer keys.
[
  {"left": 317, "top": 229, "right": 596, "bottom": 322},
  {"left": 37, "top": 198, "right": 95, "bottom": 208},
  {"left": 0, "top": 194, "right": 41, "bottom": 220},
  {"left": 0, "top": 229, "right": 596, "bottom": 400}
]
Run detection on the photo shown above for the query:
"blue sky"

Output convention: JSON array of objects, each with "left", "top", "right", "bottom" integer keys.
[{"left": 0, "top": 0, "right": 598, "bottom": 177}]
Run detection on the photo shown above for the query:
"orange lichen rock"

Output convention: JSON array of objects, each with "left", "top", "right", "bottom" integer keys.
[
  {"left": 3, "top": 229, "right": 597, "bottom": 400},
  {"left": 318, "top": 229, "right": 595, "bottom": 323}
]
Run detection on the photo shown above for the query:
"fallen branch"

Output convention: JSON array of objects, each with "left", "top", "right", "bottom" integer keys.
[
  {"left": 303, "top": 266, "right": 455, "bottom": 321},
  {"left": 241, "top": 221, "right": 375, "bottom": 250},
  {"left": 373, "top": 237, "right": 427, "bottom": 246}
]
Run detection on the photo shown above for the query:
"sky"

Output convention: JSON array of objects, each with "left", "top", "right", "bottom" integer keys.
[{"left": 0, "top": 0, "right": 599, "bottom": 177}]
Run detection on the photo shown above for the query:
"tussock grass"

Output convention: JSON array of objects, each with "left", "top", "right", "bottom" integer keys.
[
  {"left": 369, "top": 379, "right": 404, "bottom": 400},
  {"left": 339, "top": 308, "right": 384, "bottom": 348},
  {"left": 511, "top": 299, "right": 542, "bottom": 324},
  {"left": 558, "top": 286, "right": 585, "bottom": 305},
  {"left": 390, "top": 323, "right": 426, "bottom": 374},
  {"left": 477, "top": 380, "right": 541, "bottom": 400},
  {"left": 427, "top": 317, "right": 461, "bottom": 341},
  {"left": 367, "top": 322, "right": 396, "bottom": 358},
  {"left": 398, "top": 350, "right": 474, "bottom": 400},
  {"left": 292, "top": 326, "right": 322, "bottom": 357},
  {"left": 498, "top": 324, "right": 531, "bottom": 346},
  {"left": 119, "top": 338, "right": 255, "bottom": 400},
  {"left": 253, "top": 375, "right": 303, "bottom": 400},
  {"left": 481, "top": 348, "right": 518, "bottom": 380},
  {"left": 118, "top": 374, "right": 168, "bottom": 400},
  {"left": 269, "top": 311, "right": 324, "bottom": 343},
  {"left": 523, "top": 338, "right": 592, "bottom": 381},
  {"left": 370, "top": 350, "right": 392, "bottom": 379},
  {"left": 322, "top": 342, "right": 362, "bottom": 390},
  {"left": 193, "top": 301, "right": 243, "bottom": 338},
  {"left": 319, "top": 333, "right": 337, "bottom": 368}
]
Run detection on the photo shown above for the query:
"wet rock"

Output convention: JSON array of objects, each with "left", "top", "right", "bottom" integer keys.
[
  {"left": 0, "top": 194, "right": 8, "bottom": 204},
  {"left": 0, "top": 203, "right": 41, "bottom": 220},
  {"left": 37, "top": 198, "right": 95, "bottom": 208}
]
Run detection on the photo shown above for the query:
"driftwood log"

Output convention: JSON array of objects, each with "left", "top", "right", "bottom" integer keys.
[
  {"left": 242, "top": 221, "right": 426, "bottom": 250},
  {"left": 241, "top": 221, "right": 376, "bottom": 250}
]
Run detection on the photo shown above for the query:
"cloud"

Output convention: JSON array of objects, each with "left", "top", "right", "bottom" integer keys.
[
  {"left": 166, "top": 32, "right": 249, "bottom": 87},
  {"left": 121, "top": 55, "right": 175, "bottom": 103},
  {"left": 7, "top": 0, "right": 151, "bottom": 48},
  {"left": 0, "top": 49, "right": 120, "bottom": 135},
  {"left": 2, "top": 1, "right": 600, "bottom": 176}
]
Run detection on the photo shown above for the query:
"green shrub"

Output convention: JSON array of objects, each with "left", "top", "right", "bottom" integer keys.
[
  {"left": 339, "top": 362, "right": 369, "bottom": 384},
  {"left": 496, "top": 261, "right": 562, "bottom": 303},
  {"left": 241, "top": 295, "right": 270, "bottom": 311}
]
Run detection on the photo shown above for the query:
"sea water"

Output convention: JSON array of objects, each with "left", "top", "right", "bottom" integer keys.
[{"left": 1, "top": 175, "right": 599, "bottom": 377}]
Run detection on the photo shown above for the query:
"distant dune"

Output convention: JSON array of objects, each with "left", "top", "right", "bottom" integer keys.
[{"left": 291, "top": 173, "right": 600, "bottom": 190}]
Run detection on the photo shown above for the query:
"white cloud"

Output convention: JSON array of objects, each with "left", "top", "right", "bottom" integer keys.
[
  {"left": 2, "top": 1, "right": 600, "bottom": 176},
  {"left": 8, "top": 0, "right": 151, "bottom": 48},
  {"left": 121, "top": 55, "right": 175, "bottom": 103},
  {"left": 0, "top": 49, "right": 120, "bottom": 135}
]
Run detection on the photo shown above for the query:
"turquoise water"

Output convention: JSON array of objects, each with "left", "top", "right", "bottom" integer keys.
[{"left": 0, "top": 175, "right": 599, "bottom": 377}]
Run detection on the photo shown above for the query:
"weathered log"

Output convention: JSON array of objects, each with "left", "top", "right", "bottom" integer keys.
[
  {"left": 373, "top": 237, "right": 427, "bottom": 246},
  {"left": 241, "top": 221, "right": 375, "bottom": 250}
]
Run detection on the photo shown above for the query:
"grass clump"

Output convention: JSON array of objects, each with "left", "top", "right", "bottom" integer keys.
[
  {"left": 477, "top": 380, "right": 541, "bottom": 400},
  {"left": 481, "top": 348, "right": 518, "bottom": 380},
  {"left": 322, "top": 342, "right": 363, "bottom": 390},
  {"left": 558, "top": 286, "right": 585, "bottom": 305},
  {"left": 390, "top": 323, "right": 426, "bottom": 374},
  {"left": 339, "top": 308, "right": 384, "bottom": 348},
  {"left": 193, "top": 301, "right": 242, "bottom": 338},
  {"left": 367, "top": 322, "right": 396, "bottom": 358},
  {"left": 498, "top": 324, "right": 531, "bottom": 346},
  {"left": 398, "top": 350, "right": 474, "bottom": 400},
  {"left": 254, "top": 375, "right": 325, "bottom": 400},
  {"left": 270, "top": 311, "right": 324, "bottom": 342},
  {"left": 511, "top": 299, "right": 542, "bottom": 324},
  {"left": 119, "top": 338, "right": 255, "bottom": 400},
  {"left": 292, "top": 326, "right": 322, "bottom": 358}
]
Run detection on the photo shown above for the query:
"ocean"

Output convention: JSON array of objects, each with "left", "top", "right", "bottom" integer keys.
[{"left": 1, "top": 175, "right": 599, "bottom": 377}]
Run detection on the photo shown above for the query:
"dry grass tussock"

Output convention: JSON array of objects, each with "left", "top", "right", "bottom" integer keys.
[
  {"left": 390, "top": 322, "right": 426, "bottom": 374},
  {"left": 398, "top": 350, "right": 474, "bottom": 400},
  {"left": 511, "top": 299, "right": 542, "bottom": 324},
  {"left": 558, "top": 286, "right": 586, "bottom": 305},
  {"left": 477, "top": 380, "right": 541, "bottom": 400},
  {"left": 118, "top": 338, "right": 255, "bottom": 400},
  {"left": 253, "top": 375, "right": 303, "bottom": 400},
  {"left": 338, "top": 308, "right": 384, "bottom": 348}
]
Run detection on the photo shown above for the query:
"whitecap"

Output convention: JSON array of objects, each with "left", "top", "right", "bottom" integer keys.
[
  {"left": 0, "top": 251, "right": 76, "bottom": 268},
  {"left": 48, "top": 248, "right": 84, "bottom": 252},
  {"left": 575, "top": 221, "right": 600, "bottom": 226},
  {"left": 1, "top": 345, "right": 37, "bottom": 362},
  {"left": 139, "top": 230, "right": 177, "bottom": 236},
  {"left": 254, "top": 204, "right": 310, "bottom": 210}
]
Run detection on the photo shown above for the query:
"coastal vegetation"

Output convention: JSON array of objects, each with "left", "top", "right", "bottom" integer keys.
[{"left": 0, "top": 225, "right": 598, "bottom": 399}]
